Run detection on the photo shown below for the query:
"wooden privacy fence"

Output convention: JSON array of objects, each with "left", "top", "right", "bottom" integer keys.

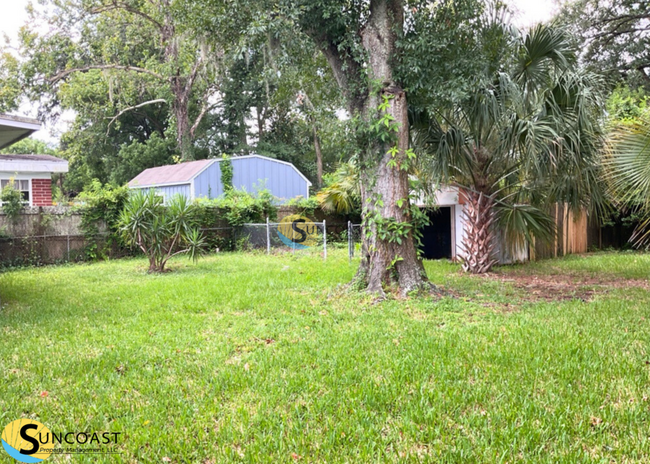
[{"left": 532, "top": 204, "right": 589, "bottom": 260}]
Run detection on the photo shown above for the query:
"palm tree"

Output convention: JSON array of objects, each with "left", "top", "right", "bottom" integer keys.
[
  {"left": 316, "top": 159, "right": 360, "bottom": 215},
  {"left": 412, "top": 23, "right": 605, "bottom": 273},
  {"left": 604, "top": 115, "right": 650, "bottom": 246}
]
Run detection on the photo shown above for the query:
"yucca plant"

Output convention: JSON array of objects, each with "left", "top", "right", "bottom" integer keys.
[
  {"left": 413, "top": 23, "right": 605, "bottom": 273},
  {"left": 119, "top": 190, "right": 205, "bottom": 272}
]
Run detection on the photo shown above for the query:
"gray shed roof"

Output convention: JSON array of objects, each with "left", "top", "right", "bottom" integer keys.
[{"left": 0, "top": 114, "right": 42, "bottom": 150}]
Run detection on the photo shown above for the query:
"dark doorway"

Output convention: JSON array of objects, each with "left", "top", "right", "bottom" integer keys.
[{"left": 419, "top": 207, "right": 453, "bottom": 259}]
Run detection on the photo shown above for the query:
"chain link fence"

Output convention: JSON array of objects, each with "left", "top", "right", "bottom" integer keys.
[
  {"left": 347, "top": 222, "right": 363, "bottom": 261},
  {"left": 0, "top": 232, "right": 128, "bottom": 267},
  {"left": 0, "top": 221, "right": 364, "bottom": 267},
  {"left": 238, "top": 220, "right": 329, "bottom": 258}
]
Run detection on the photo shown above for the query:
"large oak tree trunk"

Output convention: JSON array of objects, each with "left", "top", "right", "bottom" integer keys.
[
  {"left": 308, "top": 0, "right": 432, "bottom": 296},
  {"left": 351, "top": 0, "right": 430, "bottom": 297},
  {"left": 356, "top": 87, "right": 429, "bottom": 295}
]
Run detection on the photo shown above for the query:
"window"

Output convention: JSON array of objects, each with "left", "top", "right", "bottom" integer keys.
[{"left": 1, "top": 179, "right": 30, "bottom": 203}]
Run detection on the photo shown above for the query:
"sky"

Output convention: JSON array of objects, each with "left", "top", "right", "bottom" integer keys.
[{"left": 0, "top": 0, "right": 560, "bottom": 145}]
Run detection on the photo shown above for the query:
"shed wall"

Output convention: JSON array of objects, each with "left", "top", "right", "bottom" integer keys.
[
  {"left": 230, "top": 157, "right": 309, "bottom": 200},
  {"left": 194, "top": 162, "right": 223, "bottom": 199},
  {"left": 141, "top": 184, "right": 192, "bottom": 201}
]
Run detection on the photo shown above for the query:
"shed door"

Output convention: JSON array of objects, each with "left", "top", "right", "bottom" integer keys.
[{"left": 419, "top": 207, "right": 452, "bottom": 260}]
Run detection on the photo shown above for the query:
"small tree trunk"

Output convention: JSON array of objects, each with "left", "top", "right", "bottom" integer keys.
[
  {"left": 171, "top": 78, "right": 194, "bottom": 161},
  {"left": 459, "top": 190, "right": 497, "bottom": 274},
  {"left": 312, "top": 124, "right": 323, "bottom": 187}
]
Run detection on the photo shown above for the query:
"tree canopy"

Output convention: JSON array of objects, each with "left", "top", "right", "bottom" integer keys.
[{"left": 558, "top": 0, "right": 650, "bottom": 87}]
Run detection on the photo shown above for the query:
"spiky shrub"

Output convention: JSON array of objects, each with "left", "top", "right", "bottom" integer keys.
[{"left": 119, "top": 190, "right": 204, "bottom": 272}]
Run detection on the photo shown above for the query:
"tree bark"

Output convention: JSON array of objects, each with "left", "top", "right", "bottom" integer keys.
[
  {"left": 312, "top": 123, "right": 323, "bottom": 187},
  {"left": 356, "top": 87, "right": 429, "bottom": 296},
  {"left": 170, "top": 76, "right": 194, "bottom": 161},
  {"left": 353, "top": 0, "right": 430, "bottom": 296},
  {"left": 305, "top": 0, "right": 432, "bottom": 296},
  {"left": 459, "top": 190, "right": 497, "bottom": 274}
]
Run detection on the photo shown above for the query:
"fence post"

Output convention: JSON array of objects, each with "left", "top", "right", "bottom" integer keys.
[
  {"left": 67, "top": 235, "right": 70, "bottom": 262},
  {"left": 266, "top": 217, "right": 271, "bottom": 255},
  {"left": 348, "top": 221, "right": 352, "bottom": 262},
  {"left": 323, "top": 219, "right": 327, "bottom": 260}
]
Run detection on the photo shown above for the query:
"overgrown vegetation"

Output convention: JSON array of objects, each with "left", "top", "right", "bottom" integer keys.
[
  {"left": 0, "top": 181, "right": 24, "bottom": 223},
  {"left": 75, "top": 180, "right": 130, "bottom": 260},
  {"left": 194, "top": 188, "right": 277, "bottom": 227},
  {"left": 220, "top": 155, "right": 234, "bottom": 192},
  {"left": 285, "top": 196, "right": 320, "bottom": 217}
]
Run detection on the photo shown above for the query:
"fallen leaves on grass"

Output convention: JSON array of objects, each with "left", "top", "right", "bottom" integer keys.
[{"left": 481, "top": 271, "right": 650, "bottom": 303}]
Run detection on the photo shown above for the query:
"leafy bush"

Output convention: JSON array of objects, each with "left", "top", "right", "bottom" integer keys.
[
  {"left": 195, "top": 188, "right": 277, "bottom": 226},
  {"left": 75, "top": 180, "right": 130, "bottom": 260},
  {"left": 193, "top": 188, "right": 278, "bottom": 252},
  {"left": 119, "top": 190, "right": 205, "bottom": 272},
  {"left": 286, "top": 196, "right": 320, "bottom": 216},
  {"left": 1, "top": 181, "right": 24, "bottom": 223}
]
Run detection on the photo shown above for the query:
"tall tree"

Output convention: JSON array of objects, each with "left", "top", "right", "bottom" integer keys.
[
  {"left": 286, "top": 0, "right": 430, "bottom": 295},
  {"left": 14, "top": 0, "right": 226, "bottom": 161},
  {"left": 194, "top": 0, "right": 485, "bottom": 295},
  {"left": 558, "top": 0, "right": 650, "bottom": 87},
  {"left": 0, "top": 51, "right": 21, "bottom": 113}
]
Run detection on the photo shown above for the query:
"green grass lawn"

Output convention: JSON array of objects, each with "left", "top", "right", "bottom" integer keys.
[{"left": 1, "top": 250, "right": 650, "bottom": 463}]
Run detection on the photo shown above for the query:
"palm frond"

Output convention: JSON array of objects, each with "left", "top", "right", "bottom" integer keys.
[
  {"left": 604, "top": 119, "right": 650, "bottom": 210},
  {"left": 495, "top": 203, "right": 556, "bottom": 254},
  {"left": 515, "top": 24, "right": 573, "bottom": 92},
  {"left": 604, "top": 117, "right": 650, "bottom": 247},
  {"left": 316, "top": 160, "right": 360, "bottom": 215}
]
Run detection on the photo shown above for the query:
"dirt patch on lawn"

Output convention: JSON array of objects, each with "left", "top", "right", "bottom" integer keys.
[{"left": 480, "top": 271, "right": 650, "bottom": 302}]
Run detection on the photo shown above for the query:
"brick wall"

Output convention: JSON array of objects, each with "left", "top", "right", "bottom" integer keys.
[{"left": 31, "top": 178, "right": 53, "bottom": 206}]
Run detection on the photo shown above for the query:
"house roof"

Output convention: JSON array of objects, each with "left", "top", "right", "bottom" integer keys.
[
  {"left": 0, "top": 114, "right": 42, "bottom": 150},
  {"left": 128, "top": 159, "right": 214, "bottom": 188},
  {"left": 0, "top": 154, "right": 68, "bottom": 173},
  {"left": 129, "top": 154, "right": 312, "bottom": 188}
]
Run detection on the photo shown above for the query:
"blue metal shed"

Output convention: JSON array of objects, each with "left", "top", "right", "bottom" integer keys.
[{"left": 128, "top": 154, "right": 311, "bottom": 203}]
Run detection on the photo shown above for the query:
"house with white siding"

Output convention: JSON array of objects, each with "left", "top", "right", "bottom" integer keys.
[
  {"left": 128, "top": 154, "right": 311, "bottom": 203},
  {"left": 0, "top": 114, "right": 68, "bottom": 207}
]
